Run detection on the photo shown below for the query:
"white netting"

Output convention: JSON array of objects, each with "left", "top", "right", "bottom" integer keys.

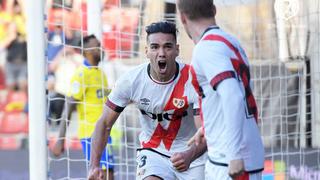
[{"left": 45, "top": 0, "right": 320, "bottom": 179}]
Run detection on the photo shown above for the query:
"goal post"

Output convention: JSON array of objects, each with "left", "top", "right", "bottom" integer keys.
[
  {"left": 87, "top": 0, "right": 103, "bottom": 40},
  {"left": 33, "top": 0, "right": 320, "bottom": 179},
  {"left": 26, "top": 0, "right": 47, "bottom": 179}
]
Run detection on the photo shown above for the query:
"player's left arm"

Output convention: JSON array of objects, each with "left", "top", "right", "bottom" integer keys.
[
  {"left": 170, "top": 114, "right": 207, "bottom": 172},
  {"left": 187, "top": 113, "right": 206, "bottom": 146},
  {"left": 170, "top": 134, "right": 207, "bottom": 172}
]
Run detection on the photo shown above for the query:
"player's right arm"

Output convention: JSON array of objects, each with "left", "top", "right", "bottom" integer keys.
[
  {"left": 88, "top": 105, "right": 120, "bottom": 180},
  {"left": 88, "top": 69, "right": 131, "bottom": 179}
]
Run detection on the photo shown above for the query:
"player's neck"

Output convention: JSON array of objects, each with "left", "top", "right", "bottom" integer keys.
[
  {"left": 149, "top": 67, "right": 177, "bottom": 83},
  {"left": 190, "top": 18, "right": 216, "bottom": 44},
  {"left": 150, "top": 72, "right": 175, "bottom": 84},
  {"left": 85, "top": 58, "right": 99, "bottom": 67}
]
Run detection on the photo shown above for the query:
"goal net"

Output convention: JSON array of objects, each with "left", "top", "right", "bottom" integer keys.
[{"left": 45, "top": 0, "right": 320, "bottom": 179}]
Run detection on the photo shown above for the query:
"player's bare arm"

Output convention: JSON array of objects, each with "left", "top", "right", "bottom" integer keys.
[
  {"left": 188, "top": 115, "right": 206, "bottom": 146},
  {"left": 171, "top": 139, "right": 207, "bottom": 172},
  {"left": 229, "top": 159, "right": 245, "bottom": 179},
  {"left": 171, "top": 114, "right": 207, "bottom": 172},
  {"left": 88, "top": 105, "right": 120, "bottom": 180},
  {"left": 52, "top": 97, "right": 77, "bottom": 157},
  {"left": 187, "top": 126, "right": 206, "bottom": 147}
]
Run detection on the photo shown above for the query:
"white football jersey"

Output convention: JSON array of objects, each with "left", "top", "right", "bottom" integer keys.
[
  {"left": 191, "top": 27, "right": 264, "bottom": 172},
  {"left": 107, "top": 62, "right": 205, "bottom": 167}
]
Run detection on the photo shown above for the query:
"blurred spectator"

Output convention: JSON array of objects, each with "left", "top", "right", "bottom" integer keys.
[
  {"left": 47, "top": 25, "right": 80, "bottom": 62},
  {"left": 5, "top": 1, "right": 27, "bottom": 92},
  {"left": 11, "top": 0, "right": 25, "bottom": 37},
  {"left": 0, "top": 1, "right": 12, "bottom": 68},
  {"left": 46, "top": 1, "right": 82, "bottom": 125},
  {"left": 47, "top": 46, "right": 82, "bottom": 125},
  {"left": 47, "top": 25, "right": 65, "bottom": 63},
  {"left": 5, "top": 25, "right": 27, "bottom": 92},
  {"left": 46, "top": 25, "right": 81, "bottom": 125}
]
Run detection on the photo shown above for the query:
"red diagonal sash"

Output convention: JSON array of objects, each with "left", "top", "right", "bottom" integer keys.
[
  {"left": 203, "top": 34, "right": 258, "bottom": 122},
  {"left": 142, "top": 65, "right": 190, "bottom": 150}
]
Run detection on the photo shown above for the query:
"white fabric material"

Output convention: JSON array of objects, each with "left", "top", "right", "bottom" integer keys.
[
  {"left": 205, "top": 161, "right": 262, "bottom": 180},
  {"left": 136, "top": 149, "right": 205, "bottom": 180},
  {"left": 108, "top": 62, "right": 205, "bottom": 168},
  {"left": 191, "top": 28, "right": 264, "bottom": 171}
]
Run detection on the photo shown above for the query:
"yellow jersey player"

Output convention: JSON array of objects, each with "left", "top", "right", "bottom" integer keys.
[{"left": 52, "top": 35, "right": 114, "bottom": 180}]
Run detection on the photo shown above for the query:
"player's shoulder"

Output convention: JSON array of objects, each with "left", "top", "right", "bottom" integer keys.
[
  {"left": 131, "top": 62, "right": 149, "bottom": 72},
  {"left": 200, "top": 28, "right": 241, "bottom": 50},
  {"left": 194, "top": 30, "right": 240, "bottom": 60},
  {"left": 176, "top": 61, "right": 189, "bottom": 70},
  {"left": 71, "top": 65, "right": 86, "bottom": 79},
  {"left": 123, "top": 63, "right": 147, "bottom": 77},
  {"left": 116, "top": 63, "right": 148, "bottom": 83}
]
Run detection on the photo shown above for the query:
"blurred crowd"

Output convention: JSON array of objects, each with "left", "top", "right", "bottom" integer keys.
[
  {"left": 0, "top": 0, "right": 28, "bottom": 150},
  {"left": 0, "top": 0, "right": 26, "bottom": 93},
  {"left": 0, "top": 0, "right": 139, "bottom": 150},
  {"left": 46, "top": 0, "right": 139, "bottom": 125}
]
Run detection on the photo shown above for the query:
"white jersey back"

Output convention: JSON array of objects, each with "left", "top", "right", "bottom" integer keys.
[
  {"left": 107, "top": 62, "right": 204, "bottom": 166},
  {"left": 191, "top": 27, "right": 264, "bottom": 171}
]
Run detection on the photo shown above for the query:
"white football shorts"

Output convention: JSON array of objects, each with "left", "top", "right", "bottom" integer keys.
[
  {"left": 136, "top": 149, "right": 205, "bottom": 180},
  {"left": 205, "top": 160, "right": 262, "bottom": 180}
]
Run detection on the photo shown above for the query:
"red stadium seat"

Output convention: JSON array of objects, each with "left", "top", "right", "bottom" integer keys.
[
  {"left": 0, "top": 136, "right": 21, "bottom": 150},
  {"left": 6, "top": 91, "right": 27, "bottom": 103},
  {"left": 0, "top": 112, "right": 28, "bottom": 134},
  {"left": 102, "top": 7, "right": 139, "bottom": 59},
  {"left": 4, "top": 91, "right": 28, "bottom": 112}
]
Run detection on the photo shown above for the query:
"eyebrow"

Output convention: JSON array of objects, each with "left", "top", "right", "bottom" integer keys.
[{"left": 149, "top": 42, "right": 174, "bottom": 46}]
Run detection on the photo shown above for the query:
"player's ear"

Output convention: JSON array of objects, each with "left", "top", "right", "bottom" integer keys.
[
  {"left": 144, "top": 45, "right": 149, "bottom": 59},
  {"left": 83, "top": 50, "right": 88, "bottom": 58},
  {"left": 180, "top": 13, "right": 187, "bottom": 25},
  {"left": 145, "top": 45, "right": 148, "bottom": 57},
  {"left": 213, "top": 4, "right": 216, "bottom": 17}
]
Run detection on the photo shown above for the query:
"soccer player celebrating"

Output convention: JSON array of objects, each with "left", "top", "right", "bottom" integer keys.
[
  {"left": 52, "top": 35, "right": 115, "bottom": 180},
  {"left": 88, "top": 21, "right": 206, "bottom": 180},
  {"left": 176, "top": 0, "right": 265, "bottom": 179}
]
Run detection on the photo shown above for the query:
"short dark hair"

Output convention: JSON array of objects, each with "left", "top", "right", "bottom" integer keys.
[
  {"left": 79, "top": 34, "right": 99, "bottom": 48},
  {"left": 145, "top": 21, "right": 178, "bottom": 42},
  {"left": 177, "top": 0, "right": 215, "bottom": 20}
]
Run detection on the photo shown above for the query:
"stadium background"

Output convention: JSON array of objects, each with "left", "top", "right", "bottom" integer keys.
[{"left": 0, "top": 0, "right": 319, "bottom": 179}]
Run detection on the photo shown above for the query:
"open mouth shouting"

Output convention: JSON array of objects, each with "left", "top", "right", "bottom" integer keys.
[{"left": 158, "top": 60, "right": 167, "bottom": 74}]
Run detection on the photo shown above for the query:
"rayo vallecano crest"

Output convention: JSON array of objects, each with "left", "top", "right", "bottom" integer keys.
[{"left": 173, "top": 98, "right": 185, "bottom": 108}]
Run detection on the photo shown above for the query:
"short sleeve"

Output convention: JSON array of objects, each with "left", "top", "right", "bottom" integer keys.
[{"left": 107, "top": 74, "right": 132, "bottom": 111}]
